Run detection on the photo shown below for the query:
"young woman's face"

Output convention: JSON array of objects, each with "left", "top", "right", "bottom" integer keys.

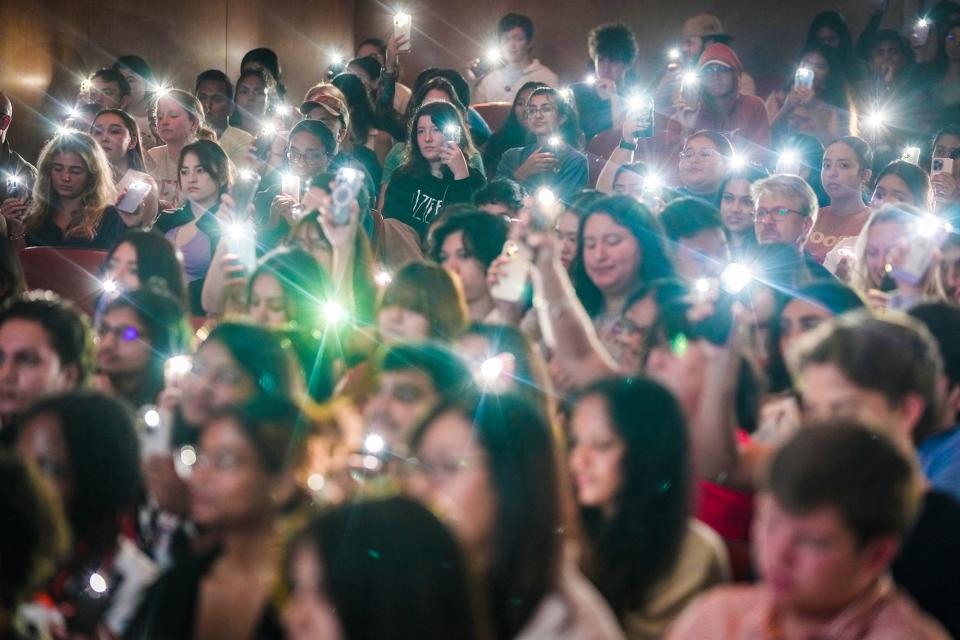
[
  {"left": 105, "top": 241, "right": 140, "bottom": 291},
  {"left": 814, "top": 26, "right": 841, "bottom": 49},
  {"left": 582, "top": 213, "right": 642, "bottom": 297},
  {"left": 287, "top": 131, "right": 331, "bottom": 179},
  {"left": 249, "top": 273, "right": 288, "bottom": 329},
  {"left": 554, "top": 211, "right": 580, "bottom": 271},
  {"left": 377, "top": 305, "right": 431, "bottom": 345},
  {"left": 514, "top": 87, "right": 536, "bottom": 129},
  {"left": 865, "top": 221, "right": 906, "bottom": 285},
  {"left": 779, "top": 298, "right": 834, "bottom": 359},
  {"left": 821, "top": 142, "right": 866, "bottom": 200},
  {"left": 800, "top": 52, "right": 830, "bottom": 90},
  {"left": 568, "top": 393, "right": 625, "bottom": 514},
  {"left": 90, "top": 113, "right": 135, "bottom": 165},
  {"left": 870, "top": 174, "right": 917, "bottom": 210},
  {"left": 283, "top": 545, "right": 345, "bottom": 640},
  {"left": 16, "top": 412, "right": 75, "bottom": 516},
  {"left": 236, "top": 76, "right": 268, "bottom": 116},
  {"left": 678, "top": 136, "right": 724, "bottom": 194},
  {"left": 720, "top": 177, "right": 756, "bottom": 234},
  {"left": 190, "top": 416, "right": 278, "bottom": 529},
  {"left": 178, "top": 152, "right": 220, "bottom": 206},
  {"left": 702, "top": 62, "right": 736, "bottom": 98},
  {"left": 869, "top": 40, "right": 906, "bottom": 76},
  {"left": 95, "top": 306, "right": 151, "bottom": 377},
  {"left": 613, "top": 170, "right": 645, "bottom": 201},
  {"left": 118, "top": 68, "right": 147, "bottom": 105},
  {"left": 438, "top": 231, "right": 489, "bottom": 304},
  {"left": 406, "top": 410, "right": 497, "bottom": 564},
  {"left": 524, "top": 93, "right": 561, "bottom": 137},
  {"left": 946, "top": 27, "right": 960, "bottom": 62},
  {"left": 292, "top": 223, "right": 333, "bottom": 273},
  {"left": 181, "top": 340, "right": 257, "bottom": 427},
  {"left": 416, "top": 115, "right": 443, "bottom": 162},
  {"left": 155, "top": 96, "right": 197, "bottom": 145},
  {"left": 50, "top": 151, "right": 89, "bottom": 200}
]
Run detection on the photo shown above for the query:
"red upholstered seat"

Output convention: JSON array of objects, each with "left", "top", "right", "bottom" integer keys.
[
  {"left": 471, "top": 102, "right": 513, "bottom": 133},
  {"left": 585, "top": 128, "right": 623, "bottom": 189},
  {"left": 18, "top": 247, "right": 107, "bottom": 316}
]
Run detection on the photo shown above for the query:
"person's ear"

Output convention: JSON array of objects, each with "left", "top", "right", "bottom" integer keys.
[
  {"left": 896, "top": 391, "right": 927, "bottom": 440},
  {"left": 0, "top": 114, "right": 10, "bottom": 132},
  {"left": 859, "top": 534, "right": 900, "bottom": 577}
]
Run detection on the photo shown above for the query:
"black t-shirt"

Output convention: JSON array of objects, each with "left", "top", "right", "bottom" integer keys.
[
  {"left": 892, "top": 489, "right": 960, "bottom": 638},
  {"left": 25, "top": 206, "right": 126, "bottom": 250}
]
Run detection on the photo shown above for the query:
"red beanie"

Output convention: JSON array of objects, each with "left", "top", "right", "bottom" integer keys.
[{"left": 698, "top": 43, "right": 744, "bottom": 77}]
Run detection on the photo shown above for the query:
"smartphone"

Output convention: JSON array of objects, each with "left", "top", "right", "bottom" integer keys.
[
  {"left": 891, "top": 233, "right": 938, "bottom": 286},
  {"left": 933, "top": 157, "right": 954, "bottom": 176},
  {"left": 900, "top": 147, "right": 921, "bottom": 165},
  {"left": 490, "top": 241, "right": 531, "bottom": 303},
  {"left": 331, "top": 167, "right": 362, "bottom": 225},
  {"left": 794, "top": 67, "right": 815, "bottom": 91},
  {"left": 231, "top": 170, "right": 262, "bottom": 216},
  {"left": 139, "top": 405, "right": 172, "bottom": 457},
  {"left": 394, "top": 13, "right": 412, "bottom": 51},
  {"left": 627, "top": 96, "right": 655, "bottom": 139},
  {"left": 776, "top": 152, "right": 802, "bottom": 175},
  {"left": 912, "top": 19, "right": 931, "bottom": 47},
  {"left": 443, "top": 124, "right": 461, "bottom": 144},
  {"left": 680, "top": 71, "right": 700, "bottom": 105},
  {"left": 226, "top": 222, "right": 258, "bottom": 273},
  {"left": 5, "top": 175, "right": 20, "bottom": 199},
  {"left": 116, "top": 180, "right": 151, "bottom": 213},
  {"left": 281, "top": 173, "right": 301, "bottom": 199}
]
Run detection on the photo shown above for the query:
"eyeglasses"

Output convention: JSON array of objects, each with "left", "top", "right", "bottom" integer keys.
[
  {"left": 679, "top": 148, "right": 720, "bottom": 160},
  {"left": 524, "top": 105, "right": 556, "bottom": 117},
  {"left": 400, "top": 453, "right": 485, "bottom": 484},
  {"left": 287, "top": 148, "right": 331, "bottom": 165},
  {"left": 755, "top": 207, "right": 806, "bottom": 221},
  {"left": 97, "top": 322, "right": 142, "bottom": 342},
  {"left": 701, "top": 65, "right": 733, "bottom": 75},
  {"left": 194, "top": 449, "right": 254, "bottom": 472}
]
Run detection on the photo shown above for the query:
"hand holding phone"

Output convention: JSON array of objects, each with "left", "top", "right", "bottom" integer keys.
[{"left": 394, "top": 13, "right": 412, "bottom": 51}]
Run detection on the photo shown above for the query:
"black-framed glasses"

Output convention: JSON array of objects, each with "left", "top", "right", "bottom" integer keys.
[
  {"left": 97, "top": 322, "right": 142, "bottom": 342},
  {"left": 287, "top": 148, "right": 331, "bottom": 165},
  {"left": 524, "top": 105, "right": 556, "bottom": 117},
  {"left": 755, "top": 207, "right": 805, "bottom": 221}
]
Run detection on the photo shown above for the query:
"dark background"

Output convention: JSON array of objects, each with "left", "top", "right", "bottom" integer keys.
[{"left": 0, "top": 0, "right": 913, "bottom": 159}]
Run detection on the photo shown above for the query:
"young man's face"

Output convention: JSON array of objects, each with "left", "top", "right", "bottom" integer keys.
[
  {"left": 196, "top": 79, "right": 233, "bottom": 131},
  {"left": 363, "top": 369, "right": 439, "bottom": 447},
  {"left": 754, "top": 494, "right": 893, "bottom": 617},
  {"left": 594, "top": 56, "right": 628, "bottom": 83},
  {"left": 499, "top": 26, "right": 530, "bottom": 64},
  {"left": 90, "top": 78, "right": 128, "bottom": 110},
  {"left": 796, "top": 362, "right": 917, "bottom": 443}
]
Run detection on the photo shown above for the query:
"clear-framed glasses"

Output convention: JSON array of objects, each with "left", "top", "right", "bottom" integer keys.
[
  {"left": 524, "top": 104, "right": 557, "bottom": 117},
  {"left": 287, "top": 148, "right": 331, "bottom": 165}
]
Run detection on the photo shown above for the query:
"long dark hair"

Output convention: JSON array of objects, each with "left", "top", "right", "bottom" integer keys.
[
  {"left": 19, "top": 392, "right": 141, "bottom": 559},
  {"left": 101, "top": 289, "right": 191, "bottom": 406},
  {"left": 804, "top": 11, "right": 856, "bottom": 70},
  {"left": 526, "top": 86, "right": 585, "bottom": 150},
  {"left": 104, "top": 230, "right": 189, "bottom": 307},
  {"left": 411, "top": 391, "right": 562, "bottom": 640},
  {"left": 572, "top": 195, "right": 676, "bottom": 317},
  {"left": 284, "top": 497, "right": 482, "bottom": 640},
  {"left": 399, "top": 101, "right": 478, "bottom": 179},
  {"left": 573, "top": 377, "right": 689, "bottom": 616},
  {"left": 791, "top": 42, "right": 854, "bottom": 113},
  {"left": 331, "top": 72, "right": 380, "bottom": 146},
  {"left": 0, "top": 235, "right": 25, "bottom": 304},
  {"left": 402, "top": 76, "right": 469, "bottom": 134},
  {"left": 177, "top": 139, "right": 232, "bottom": 197},
  {"left": 91, "top": 108, "right": 147, "bottom": 172},
  {"left": 871, "top": 159, "right": 932, "bottom": 208},
  {"left": 483, "top": 81, "right": 547, "bottom": 174}
]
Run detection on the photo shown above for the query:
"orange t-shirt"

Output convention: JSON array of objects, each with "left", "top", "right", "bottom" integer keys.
[{"left": 805, "top": 204, "right": 870, "bottom": 264}]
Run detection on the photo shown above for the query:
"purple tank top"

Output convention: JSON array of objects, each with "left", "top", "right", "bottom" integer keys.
[{"left": 166, "top": 227, "right": 212, "bottom": 282}]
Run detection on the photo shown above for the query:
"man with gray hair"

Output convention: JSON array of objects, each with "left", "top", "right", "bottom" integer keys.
[{"left": 752, "top": 173, "right": 834, "bottom": 279}]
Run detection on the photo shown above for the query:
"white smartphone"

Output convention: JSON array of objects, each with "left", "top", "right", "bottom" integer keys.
[
  {"left": 139, "top": 405, "right": 172, "bottom": 457},
  {"left": 794, "top": 67, "right": 814, "bottom": 91},
  {"left": 394, "top": 13, "right": 412, "bottom": 51},
  {"left": 490, "top": 241, "right": 530, "bottom": 303},
  {"left": 912, "top": 19, "right": 931, "bottom": 47},
  {"left": 900, "top": 147, "right": 921, "bottom": 165},
  {"left": 933, "top": 157, "right": 954, "bottom": 176},
  {"left": 226, "top": 222, "right": 258, "bottom": 273},
  {"left": 116, "top": 180, "right": 151, "bottom": 213}
]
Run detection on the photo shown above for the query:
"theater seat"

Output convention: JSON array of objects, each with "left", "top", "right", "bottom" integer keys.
[
  {"left": 585, "top": 128, "right": 623, "bottom": 188},
  {"left": 471, "top": 102, "right": 513, "bottom": 132},
  {"left": 18, "top": 247, "right": 107, "bottom": 316}
]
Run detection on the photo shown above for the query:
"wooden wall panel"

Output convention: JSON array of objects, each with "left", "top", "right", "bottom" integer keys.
[{"left": 0, "top": 0, "right": 355, "bottom": 161}]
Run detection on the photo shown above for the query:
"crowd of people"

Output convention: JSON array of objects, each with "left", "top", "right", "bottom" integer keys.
[{"left": 1, "top": 4, "right": 960, "bottom": 639}]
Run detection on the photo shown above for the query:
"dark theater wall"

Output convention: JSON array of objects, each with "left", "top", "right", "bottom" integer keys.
[
  {"left": 353, "top": 0, "right": 909, "bottom": 94},
  {"left": 0, "top": 0, "right": 912, "bottom": 158},
  {"left": 0, "top": 0, "right": 355, "bottom": 160}
]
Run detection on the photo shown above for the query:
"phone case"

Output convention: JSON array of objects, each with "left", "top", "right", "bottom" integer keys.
[
  {"left": 116, "top": 181, "right": 151, "bottom": 213},
  {"left": 394, "top": 15, "right": 412, "bottom": 51}
]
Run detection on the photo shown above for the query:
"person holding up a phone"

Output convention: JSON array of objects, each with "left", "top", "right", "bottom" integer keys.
[
  {"left": 496, "top": 87, "right": 587, "bottom": 203},
  {"left": 90, "top": 108, "right": 159, "bottom": 229},
  {"left": 382, "top": 101, "right": 485, "bottom": 242},
  {"left": 468, "top": 13, "right": 559, "bottom": 105},
  {"left": 570, "top": 23, "right": 639, "bottom": 140}
]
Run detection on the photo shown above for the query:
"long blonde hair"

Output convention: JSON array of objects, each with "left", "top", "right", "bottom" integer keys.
[
  {"left": 25, "top": 131, "right": 116, "bottom": 240},
  {"left": 850, "top": 204, "right": 946, "bottom": 299}
]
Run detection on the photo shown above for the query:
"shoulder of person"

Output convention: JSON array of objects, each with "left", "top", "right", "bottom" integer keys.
[
  {"left": 664, "top": 584, "right": 762, "bottom": 637},
  {"left": 153, "top": 203, "right": 192, "bottom": 231}
]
